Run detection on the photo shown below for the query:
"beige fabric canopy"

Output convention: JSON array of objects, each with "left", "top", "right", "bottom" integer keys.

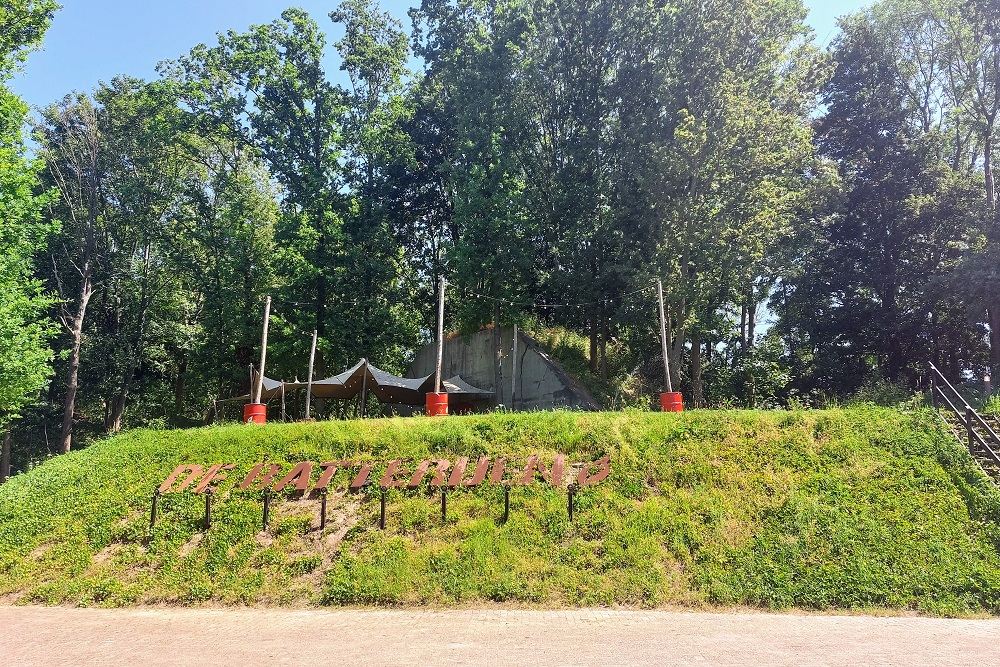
[{"left": 227, "top": 359, "right": 492, "bottom": 407}]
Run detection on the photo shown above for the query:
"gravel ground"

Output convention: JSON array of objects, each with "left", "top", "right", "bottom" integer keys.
[{"left": 3, "top": 606, "right": 998, "bottom": 666}]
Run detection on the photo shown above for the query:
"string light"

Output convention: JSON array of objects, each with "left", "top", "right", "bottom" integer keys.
[
  {"left": 454, "top": 281, "right": 658, "bottom": 309},
  {"left": 268, "top": 279, "right": 660, "bottom": 318}
]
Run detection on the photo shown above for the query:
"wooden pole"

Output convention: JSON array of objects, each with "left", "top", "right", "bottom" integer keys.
[
  {"left": 253, "top": 296, "right": 272, "bottom": 404},
  {"left": 493, "top": 302, "right": 503, "bottom": 407},
  {"left": 657, "top": 279, "right": 673, "bottom": 393},
  {"left": 435, "top": 277, "right": 446, "bottom": 394},
  {"left": 305, "top": 329, "right": 318, "bottom": 419},
  {"left": 511, "top": 324, "right": 518, "bottom": 409},
  {"left": 360, "top": 360, "right": 369, "bottom": 418},
  {"left": 280, "top": 383, "right": 286, "bottom": 422}
]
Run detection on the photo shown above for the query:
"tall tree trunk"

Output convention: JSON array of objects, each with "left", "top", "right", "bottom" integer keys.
[
  {"left": 984, "top": 132, "right": 995, "bottom": 212},
  {"left": 746, "top": 297, "right": 758, "bottom": 349},
  {"left": 589, "top": 306, "right": 599, "bottom": 373},
  {"left": 1, "top": 430, "right": 11, "bottom": 484},
  {"left": 47, "top": 101, "right": 102, "bottom": 455},
  {"left": 599, "top": 311, "right": 609, "bottom": 380},
  {"left": 60, "top": 273, "right": 93, "bottom": 454},
  {"left": 108, "top": 385, "right": 130, "bottom": 434},
  {"left": 739, "top": 303, "right": 748, "bottom": 351},
  {"left": 106, "top": 246, "right": 154, "bottom": 434},
  {"left": 666, "top": 301, "right": 686, "bottom": 382},
  {"left": 690, "top": 333, "right": 703, "bottom": 408},
  {"left": 174, "top": 356, "right": 188, "bottom": 417},
  {"left": 988, "top": 128, "right": 999, "bottom": 381},
  {"left": 493, "top": 303, "right": 503, "bottom": 407}
]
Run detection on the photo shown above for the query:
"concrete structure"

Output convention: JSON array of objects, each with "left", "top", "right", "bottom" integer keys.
[{"left": 409, "top": 327, "right": 599, "bottom": 411}]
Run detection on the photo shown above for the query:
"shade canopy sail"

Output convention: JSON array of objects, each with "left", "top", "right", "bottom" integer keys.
[
  {"left": 306, "top": 358, "right": 367, "bottom": 399},
  {"left": 442, "top": 375, "right": 494, "bottom": 398},
  {"left": 366, "top": 363, "right": 436, "bottom": 404},
  {"left": 227, "top": 360, "right": 493, "bottom": 407}
]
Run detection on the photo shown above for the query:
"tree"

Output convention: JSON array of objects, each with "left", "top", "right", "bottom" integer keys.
[
  {"left": 0, "top": 88, "right": 56, "bottom": 433},
  {"left": 161, "top": 136, "right": 278, "bottom": 415},
  {"left": 331, "top": 0, "right": 423, "bottom": 371},
  {"left": 629, "top": 0, "right": 822, "bottom": 404},
  {"left": 0, "top": 0, "right": 58, "bottom": 475},
  {"left": 91, "top": 79, "right": 195, "bottom": 432},
  {"left": 776, "top": 4, "right": 986, "bottom": 394},
  {"left": 0, "top": 0, "right": 59, "bottom": 78},
  {"left": 38, "top": 94, "right": 106, "bottom": 451},
  {"left": 934, "top": 0, "right": 1000, "bottom": 379},
  {"left": 166, "top": 6, "right": 420, "bottom": 380}
]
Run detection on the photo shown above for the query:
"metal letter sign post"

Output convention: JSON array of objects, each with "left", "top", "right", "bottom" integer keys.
[{"left": 154, "top": 454, "right": 612, "bottom": 533}]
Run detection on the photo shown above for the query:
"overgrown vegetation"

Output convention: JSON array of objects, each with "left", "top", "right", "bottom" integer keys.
[
  {"left": 984, "top": 395, "right": 1000, "bottom": 416},
  {"left": 4, "top": 0, "right": 1000, "bottom": 472},
  {"left": 2, "top": 408, "right": 999, "bottom": 615},
  {"left": 528, "top": 326, "right": 647, "bottom": 409}
]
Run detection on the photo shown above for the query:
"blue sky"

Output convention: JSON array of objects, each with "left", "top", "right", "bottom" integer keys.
[{"left": 11, "top": 1, "right": 872, "bottom": 110}]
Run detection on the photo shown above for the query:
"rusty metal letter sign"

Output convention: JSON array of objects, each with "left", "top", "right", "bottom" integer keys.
[{"left": 158, "top": 455, "right": 611, "bottom": 495}]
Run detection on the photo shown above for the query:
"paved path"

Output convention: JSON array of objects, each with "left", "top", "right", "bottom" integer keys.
[{"left": 2, "top": 606, "right": 997, "bottom": 666}]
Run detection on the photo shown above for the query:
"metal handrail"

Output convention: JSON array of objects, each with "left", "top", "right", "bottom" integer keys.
[
  {"left": 929, "top": 363, "right": 1000, "bottom": 445},
  {"left": 929, "top": 364, "right": 1000, "bottom": 465},
  {"left": 971, "top": 410, "right": 1000, "bottom": 445},
  {"left": 929, "top": 363, "right": 970, "bottom": 409},
  {"left": 932, "top": 384, "right": 963, "bottom": 422}
]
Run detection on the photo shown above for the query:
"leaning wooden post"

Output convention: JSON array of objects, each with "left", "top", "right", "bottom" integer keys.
[
  {"left": 966, "top": 406, "right": 976, "bottom": 455},
  {"left": 244, "top": 296, "right": 271, "bottom": 424},
  {"left": 305, "top": 329, "right": 318, "bottom": 420},
  {"left": 360, "top": 360, "right": 369, "bottom": 418},
  {"left": 280, "top": 383, "right": 286, "bottom": 422},
  {"left": 657, "top": 279, "right": 683, "bottom": 412},
  {"left": 511, "top": 324, "right": 518, "bottom": 410},
  {"left": 436, "top": 278, "right": 446, "bottom": 393},
  {"left": 254, "top": 296, "right": 271, "bottom": 403},
  {"left": 426, "top": 277, "right": 449, "bottom": 416}
]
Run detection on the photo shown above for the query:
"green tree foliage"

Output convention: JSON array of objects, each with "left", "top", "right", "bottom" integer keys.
[
  {"left": 775, "top": 0, "right": 995, "bottom": 396},
  {"left": 165, "top": 7, "right": 420, "bottom": 376},
  {"left": 9, "top": 0, "right": 1000, "bottom": 471},
  {"left": 0, "top": 0, "right": 58, "bottom": 77},
  {"left": 159, "top": 138, "right": 278, "bottom": 420},
  {"left": 0, "top": 0, "right": 57, "bottom": 436},
  {"left": 37, "top": 81, "right": 280, "bottom": 441},
  {"left": 410, "top": 0, "right": 824, "bottom": 405},
  {"left": 0, "top": 88, "right": 55, "bottom": 429}
]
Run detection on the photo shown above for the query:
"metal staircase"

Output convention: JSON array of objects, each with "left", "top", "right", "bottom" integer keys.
[{"left": 929, "top": 363, "right": 1000, "bottom": 483}]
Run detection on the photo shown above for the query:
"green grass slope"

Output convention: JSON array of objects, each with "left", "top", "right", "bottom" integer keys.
[{"left": 2, "top": 408, "right": 999, "bottom": 615}]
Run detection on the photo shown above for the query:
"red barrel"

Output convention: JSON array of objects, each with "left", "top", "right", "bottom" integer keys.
[
  {"left": 659, "top": 392, "right": 684, "bottom": 412},
  {"left": 243, "top": 403, "right": 267, "bottom": 424},
  {"left": 425, "top": 392, "right": 449, "bottom": 417}
]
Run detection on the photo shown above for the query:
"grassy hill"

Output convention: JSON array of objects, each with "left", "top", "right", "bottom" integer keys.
[{"left": 2, "top": 407, "right": 1000, "bottom": 615}]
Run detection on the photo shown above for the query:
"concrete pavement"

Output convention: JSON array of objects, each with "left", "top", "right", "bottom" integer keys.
[{"left": 1, "top": 606, "right": 997, "bottom": 666}]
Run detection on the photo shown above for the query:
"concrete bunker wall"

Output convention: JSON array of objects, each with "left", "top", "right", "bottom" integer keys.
[{"left": 409, "top": 327, "right": 599, "bottom": 411}]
